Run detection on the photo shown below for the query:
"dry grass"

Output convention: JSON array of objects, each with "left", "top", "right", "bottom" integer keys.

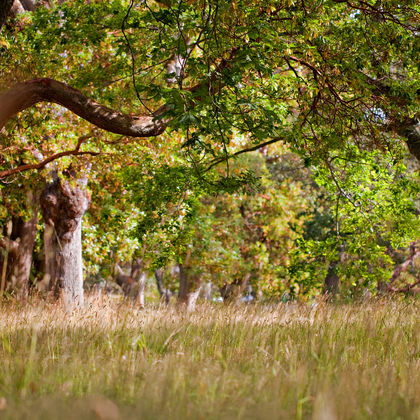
[{"left": 1, "top": 296, "right": 420, "bottom": 419}]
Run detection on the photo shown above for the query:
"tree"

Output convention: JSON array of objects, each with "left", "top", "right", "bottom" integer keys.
[
  {"left": 0, "top": 189, "right": 38, "bottom": 297},
  {"left": 0, "top": 0, "right": 418, "bottom": 303},
  {"left": 41, "top": 171, "right": 89, "bottom": 305}
]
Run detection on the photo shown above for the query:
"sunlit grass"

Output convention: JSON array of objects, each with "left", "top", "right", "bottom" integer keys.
[{"left": 0, "top": 296, "right": 420, "bottom": 419}]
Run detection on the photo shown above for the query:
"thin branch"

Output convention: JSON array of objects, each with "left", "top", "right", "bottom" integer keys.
[
  {"left": 205, "top": 137, "right": 283, "bottom": 172},
  {"left": 0, "top": 134, "right": 99, "bottom": 178},
  {"left": 121, "top": 0, "right": 153, "bottom": 113}
]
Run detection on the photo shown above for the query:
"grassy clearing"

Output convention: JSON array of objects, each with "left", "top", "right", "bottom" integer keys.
[{"left": 0, "top": 297, "right": 420, "bottom": 419}]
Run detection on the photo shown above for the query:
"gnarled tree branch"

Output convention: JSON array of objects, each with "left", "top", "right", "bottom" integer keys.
[
  {"left": 0, "top": 78, "right": 167, "bottom": 137},
  {"left": 0, "top": 48, "right": 236, "bottom": 141}
]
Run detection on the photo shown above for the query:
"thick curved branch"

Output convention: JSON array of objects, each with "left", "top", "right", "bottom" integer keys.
[
  {"left": 0, "top": 47, "right": 236, "bottom": 139},
  {"left": 0, "top": 78, "right": 167, "bottom": 137}
]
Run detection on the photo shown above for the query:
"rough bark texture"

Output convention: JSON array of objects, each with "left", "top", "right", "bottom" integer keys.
[
  {"left": 0, "top": 192, "right": 39, "bottom": 297},
  {"left": 0, "top": 78, "right": 167, "bottom": 137},
  {"left": 0, "top": 51, "right": 234, "bottom": 143},
  {"left": 178, "top": 264, "right": 202, "bottom": 311},
  {"left": 41, "top": 176, "right": 89, "bottom": 306},
  {"left": 0, "top": 0, "right": 14, "bottom": 31}
]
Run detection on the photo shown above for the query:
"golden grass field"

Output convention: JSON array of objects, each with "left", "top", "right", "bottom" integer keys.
[{"left": 1, "top": 296, "right": 420, "bottom": 419}]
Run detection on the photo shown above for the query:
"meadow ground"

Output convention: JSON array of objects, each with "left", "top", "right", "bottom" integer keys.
[{"left": 0, "top": 296, "right": 420, "bottom": 419}]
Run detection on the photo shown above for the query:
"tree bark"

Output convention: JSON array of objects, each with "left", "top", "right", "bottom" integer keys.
[
  {"left": 0, "top": 78, "right": 167, "bottom": 137},
  {"left": 41, "top": 175, "right": 89, "bottom": 306},
  {"left": 0, "top": 50, "right": 235, "bottom": 140},
  {"left": 0, "top": 191, "right": 39, "bottom": 297},
  {"left": 387, "top": 241, "right": 420, "bottom": 293},
  {"left": 178, "top": 264, "right": 202, "bottom": 311},
  {"left": 116, "top": 257, "right": 147, "bottom": 306},
  {"left": 155, "top": 268, "right": 170, "bottom": 304},
  {"left": 323, "top": 262, "right": 340, "bottom": 299},
  {"left": 220, "top": 273, "right": 250, "bottom": 304},
  {"left": 136, "top": 272, "right": 146, "bottom": 307},
  {"left": 19, "top": 0, "right": 36, "bottom": 12},
  {"left": 0, "top": 0, "right": 14, "bottom": 31},
  {"left": 10, "top": 0, "right": 25, "bottom": 17}
]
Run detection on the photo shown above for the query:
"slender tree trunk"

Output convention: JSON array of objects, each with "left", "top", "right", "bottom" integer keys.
[
  {"left": 154, "top": 268, "right": 170, "bottom": 304},
  {"left": 116, "top": 257, "right": 147, "bottom": 306},
  {"left": 10, "top": 213, "right": 38, "bottom": 297},
  {"left": 323, "top": 262, "right": 340, "bottom": 299},
  {"left": 130, "top": 257, "right": 146, "bottom": 306},
  {"left": 220, "top": 273, "right": 250, "bottom": 304},
  {"left": 115, "top": 262, "right": 133, "bottom": 296},
  {"left": 136, "top": 272, "right": 146, "bottom": 307},
  {"left": 0, "top": 191, "right": 39, "bottom": 298},
  {"left": 203, "top": 282, "right": 212, "bottom": 301},
  {"left": 178, "top": 264, "right": 202, "bottom": 311},
  {"left": 41, "top": 176, "right": 89, "bottom": 306}
]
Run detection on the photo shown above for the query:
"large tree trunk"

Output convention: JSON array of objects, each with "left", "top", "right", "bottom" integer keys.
[
  {"left": 178, "top": 264, "right": 202, "bottom": 311},
  {"left": 9, "top": 213, "right": 38, "bottom": 297},
  {"left": 41, "top": 175, "right": 89, "bottom": 306},
  {"left": 0, "top": 191, "right": 39, "bottom": 298}
]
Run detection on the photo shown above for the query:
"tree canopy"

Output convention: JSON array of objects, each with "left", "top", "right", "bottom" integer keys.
[
  {"left": 0, "top": 0, "right": 419, "bottom": 301},
  {"left": 0, "top": 0, "right": 419, "bottom": 163}
]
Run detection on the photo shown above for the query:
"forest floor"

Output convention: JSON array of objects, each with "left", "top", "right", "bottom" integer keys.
[{"left": 0, "top": 296, "right": 419, "bottom": 419}]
